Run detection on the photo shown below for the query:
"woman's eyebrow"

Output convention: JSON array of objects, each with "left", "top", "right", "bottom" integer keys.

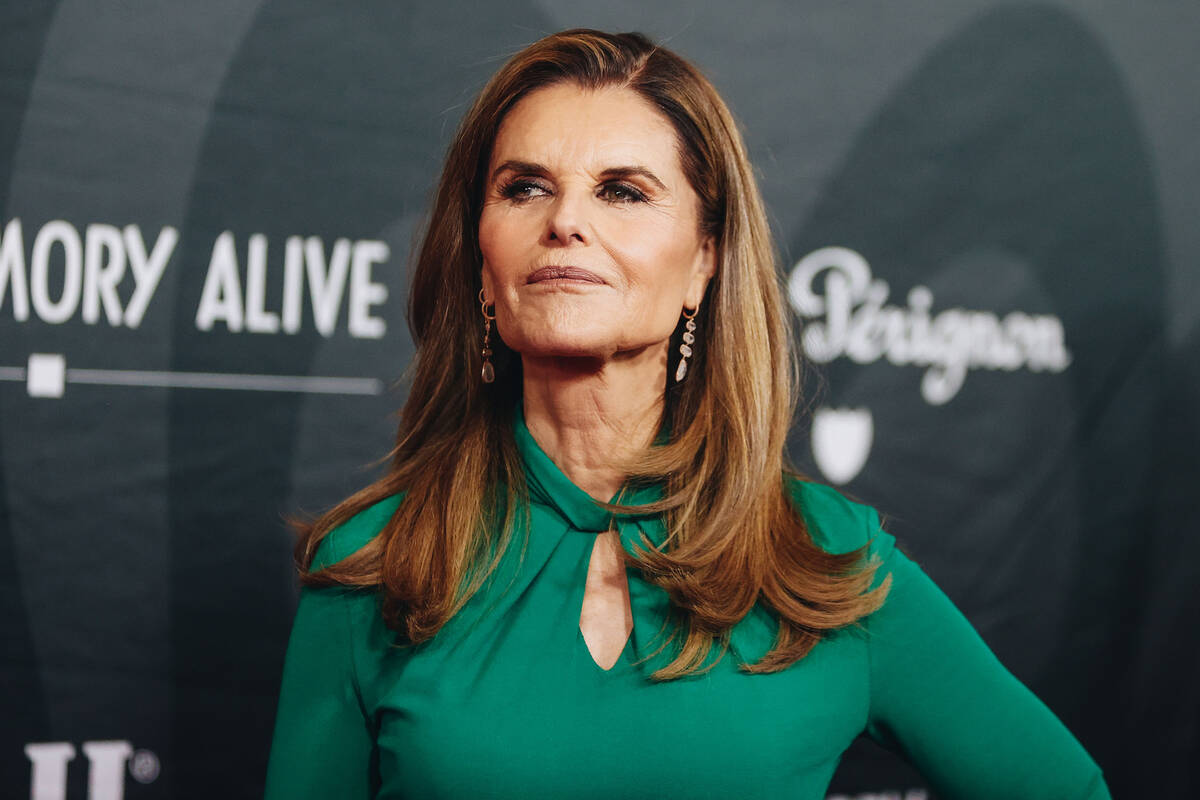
[
  {"left": 490, "top": 160, "right": 548, "bottom": 182},
  {"left": 489, "top": 160, "right": 668, "bottom": 192},
  {"left": 598, "top": 166, "right": 667, "bottom": 192}
]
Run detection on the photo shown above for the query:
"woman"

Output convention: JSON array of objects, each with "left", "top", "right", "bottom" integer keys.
[{"left": 265, "top": 29, "right": 1109, "bottom": 799}]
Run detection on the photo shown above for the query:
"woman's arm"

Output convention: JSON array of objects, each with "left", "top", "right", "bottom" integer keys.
[
  {"left": 264, "top": 533, "right": 376, "bottom": 799},
  {"left": 864, "top": 520, "right": 1110, "bottom": 799}
]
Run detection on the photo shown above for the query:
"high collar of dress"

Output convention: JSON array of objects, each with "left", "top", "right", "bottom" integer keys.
[{"left": 511, "top": 402, "right": 775, "bottom": 671}]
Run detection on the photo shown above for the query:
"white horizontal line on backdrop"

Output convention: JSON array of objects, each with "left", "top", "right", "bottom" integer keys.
[{"left": 0, "top": 365, "right": 383, "bottom": 395}]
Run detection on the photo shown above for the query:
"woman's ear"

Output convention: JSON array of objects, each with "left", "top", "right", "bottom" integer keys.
[
  {"left": 480, "top": 266, "right": 495, "bottom": 304},
  {"left": 685, "top": 236, "right": 717, "bottom": 309}
]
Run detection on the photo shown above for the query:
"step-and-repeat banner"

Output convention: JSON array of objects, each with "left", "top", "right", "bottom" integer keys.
[{"left": 2, "top": 2, "right": 1197, "bottom": 798}]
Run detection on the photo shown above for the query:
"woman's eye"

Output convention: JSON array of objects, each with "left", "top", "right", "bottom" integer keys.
[
  {"left": 598, "top": 182, "right": 647, "bottom": 203},
  {"left": 500, "top": 179, "right": 550, "bottom": 201}
]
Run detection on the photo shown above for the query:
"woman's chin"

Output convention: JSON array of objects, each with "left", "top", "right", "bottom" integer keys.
[
  {"left": 503, "top": 323, "right": 669, "bottom": 364},
  {"left": 513, "top": 335, "right": 672, "bottom": 372},
  {"left": 516, "top": 341, "right": 615, "bottom": 362},
  {"left": 505, "top": 331, "right": 624, "bottom": 362}
]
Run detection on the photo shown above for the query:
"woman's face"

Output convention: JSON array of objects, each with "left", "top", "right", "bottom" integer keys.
[{"left": 478, "top": 83, "right": 716, "bottom": 363}]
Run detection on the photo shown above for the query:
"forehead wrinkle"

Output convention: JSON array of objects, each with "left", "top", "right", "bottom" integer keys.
[{"left": 489, "top": 85, "right": 684, "bottom": 190}]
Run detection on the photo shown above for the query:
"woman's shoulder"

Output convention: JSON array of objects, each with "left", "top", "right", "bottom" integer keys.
[
  {"left": 310, "top": 492, "right": 405, "bottom": 571},
  {"left": 783, "top": 474, "right": 895, "bottom": 560}
]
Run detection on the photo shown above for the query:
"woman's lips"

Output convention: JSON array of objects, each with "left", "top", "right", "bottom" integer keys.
[{"left": 525, "top": 266, "right": 605, "bottom": 284}]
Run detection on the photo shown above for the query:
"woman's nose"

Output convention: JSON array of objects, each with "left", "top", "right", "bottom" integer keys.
[{"left": 544, "top": 189, "right": 590, "bottom": 245}]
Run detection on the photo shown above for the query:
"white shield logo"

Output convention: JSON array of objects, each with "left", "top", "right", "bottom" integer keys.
[{"left": 811, "top": 406, "right": 874, "bottom": 485}]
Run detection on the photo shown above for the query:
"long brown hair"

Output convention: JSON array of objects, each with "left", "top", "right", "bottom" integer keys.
[{"left": 296, "top": 29, "right": 889, "bottom": 680}]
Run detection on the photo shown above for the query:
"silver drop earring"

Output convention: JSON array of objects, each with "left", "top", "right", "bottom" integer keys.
[
  {"left": 479, "top": 288, "right": 496, "bottom": 384},
  {"left": 674, "top": 307, "right": 698, "bottom": 383}
]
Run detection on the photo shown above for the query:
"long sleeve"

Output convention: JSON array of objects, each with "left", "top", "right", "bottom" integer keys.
[
  {"left": 864, "top": 520, "right": 1110, "bottom": 799},
  {"left": 264, "top": 532, "right": 376, "bottom": 799}
]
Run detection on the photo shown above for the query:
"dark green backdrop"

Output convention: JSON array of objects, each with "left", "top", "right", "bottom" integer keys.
[{"left": 2, "top": 2, "right": 1196, "bottom": 798}]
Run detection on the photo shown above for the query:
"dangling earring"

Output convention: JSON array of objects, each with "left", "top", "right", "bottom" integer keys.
[
  {"left": 479, "top": 288, "right": 496, "bottom": 384},
  {"left": 675, "top": 306, "right": 698, "bottom": 383}
]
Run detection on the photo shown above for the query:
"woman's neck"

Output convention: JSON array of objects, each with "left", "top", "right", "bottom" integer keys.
[{"left": 521, "top": 343, "right": 668, "bottom": 501}]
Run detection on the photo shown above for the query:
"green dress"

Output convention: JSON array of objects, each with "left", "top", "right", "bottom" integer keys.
[{"left": 264, "top": 407, "right": 1110, "bottom": 799}]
